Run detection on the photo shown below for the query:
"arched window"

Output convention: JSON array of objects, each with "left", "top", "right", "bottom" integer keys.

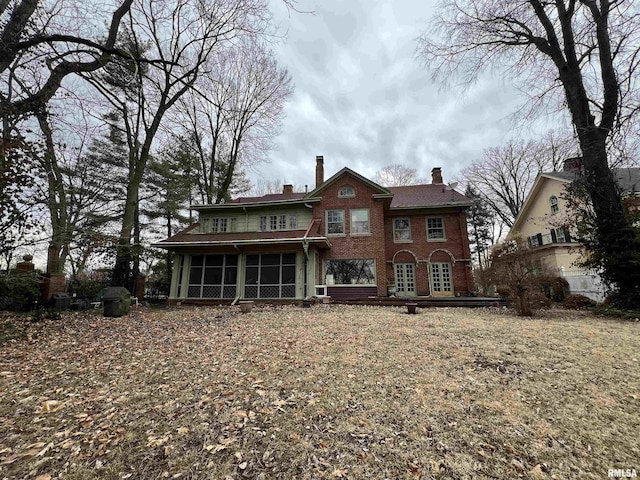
[
  {"left": 549, "top": 196, "right": 559, "bottom": 214},
  {"left": 338, "top": 185, "right": 355, "bottom": 197}
]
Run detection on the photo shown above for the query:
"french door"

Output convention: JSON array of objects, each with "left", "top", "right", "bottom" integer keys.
[
  {"left": 395, "top": 263, "right": 416, "bottom": 297},
  {"left": 431, "top": 262, "right": 453, "bottom": 295}
]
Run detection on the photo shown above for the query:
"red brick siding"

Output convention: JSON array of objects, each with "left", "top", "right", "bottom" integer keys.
[
  {"left": 385, "top": 210, "right": 473, "bottom": 295},
  {"left": 313, "top": 176, "right": 388, "bottom": 297}
]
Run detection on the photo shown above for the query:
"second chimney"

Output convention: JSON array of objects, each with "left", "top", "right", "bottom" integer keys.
[
  {"left": 283, "top": 184, "right": 293, "bottom": 195},
  {"left": 315, "top": 155, "right": 324, "bottom": 188},
  {"left": 431, "top": 167, "right": 443, "bottom": 184},
  {"left": 563, "top": 157, "right": 583, "bottom": 173}
]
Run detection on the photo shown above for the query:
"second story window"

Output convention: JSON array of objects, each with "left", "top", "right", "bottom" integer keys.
[
  {"left": 350, "top": 208, "right": 370, "bottom": 234},
  {"left": 290, "top": 214, "right": 298, "bottom": 229},
  {"left": 327, "top": 209, "right": 345, "bottom": 235},
  {"left": 393, "top": 217, "right": 411, "bottom": 241},
  {"left": 550, "top": 196, "right": 559, "bottom": 214},
  {"left": 279, "top": 215, "right": 287, "bottom": 230},
  {"left": 270, "top": 215, "right": 278, "bottom": 230},
  {"left": 338, "top": 185, "right": 355, "bottom": 197},
  {"left": 260, "top": 216, "right": 267, "bottom": 232},
  {"left": 427, "top": 217, "right": 445, "bottom": 241}
]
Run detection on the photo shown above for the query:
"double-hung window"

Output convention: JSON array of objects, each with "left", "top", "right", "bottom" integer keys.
[
  {"left": 393, "top": 217, "right": 411, "bottom": 241},
  {"left": 350, "top": 208, "right": 370, "bottom": 234},
  {"left": 427, "top": 217, "right": 445, "bottom": 241},
  {"left": 327, "top": 209, "right": 345, "bottom": 235}
]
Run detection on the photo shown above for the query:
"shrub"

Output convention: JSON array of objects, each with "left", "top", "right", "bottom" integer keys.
[
  {"left": 563, "top": 294, "right": 596, "bottom": 310},
  {"left": 68, "top": 276, "right": 109, "bottom": 300},
  {"left": 0, "top": 273, "right": 41, "bottom": 311}
]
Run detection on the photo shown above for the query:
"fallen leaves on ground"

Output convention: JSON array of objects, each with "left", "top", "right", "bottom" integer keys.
[{"left": 0, "top": 305, "right": 638, "bottom": 479}]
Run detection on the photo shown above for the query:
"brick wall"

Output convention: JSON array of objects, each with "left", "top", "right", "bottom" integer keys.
[
  {"left": 384, "top": 210, "right": 473, "bottom": 295},
  {"left": 313, "top": 175, "right": 388, "bottom": 297}
]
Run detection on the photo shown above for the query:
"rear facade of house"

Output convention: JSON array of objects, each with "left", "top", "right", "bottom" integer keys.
[{"left": 155, "top": 157, "right": 474, "bottom": 304}]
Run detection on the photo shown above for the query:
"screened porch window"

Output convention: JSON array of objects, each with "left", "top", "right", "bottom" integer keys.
[
  {"left": 187, "top": 254, "right": 238, "bottom": 298},
  {"left": 244, "top": 253, "right": 297, "bottom": 298}
]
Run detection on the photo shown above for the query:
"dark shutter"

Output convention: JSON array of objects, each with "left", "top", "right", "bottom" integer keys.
[
  {"left": 550, "top": 229, "right": 557, "bottom": 243},
  {"left": 537, "top": 233, "right": 543, "bottom": 246},
  {"left": 563, "top": 227, "right": 572, "bottom": 243}
]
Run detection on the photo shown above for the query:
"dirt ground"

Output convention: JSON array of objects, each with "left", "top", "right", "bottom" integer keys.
[{"left": 0, "top": 305, "right": 638, "bottom": 479}]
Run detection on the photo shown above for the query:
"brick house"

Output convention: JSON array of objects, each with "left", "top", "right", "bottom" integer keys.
[{"left": 155, "top": 156, "right": 474, "bottom": 304}]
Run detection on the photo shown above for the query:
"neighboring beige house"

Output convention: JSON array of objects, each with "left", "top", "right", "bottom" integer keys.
[{"left": 509, "top": 157, "right": 640, "bottom": 300}]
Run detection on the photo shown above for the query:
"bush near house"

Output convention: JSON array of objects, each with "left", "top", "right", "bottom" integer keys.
[
  {"left": 563, "top": 294, "right": 597, "bottom": 310},
  {"left": 0, "top": 273, "right": 41, "bottom": 311}
]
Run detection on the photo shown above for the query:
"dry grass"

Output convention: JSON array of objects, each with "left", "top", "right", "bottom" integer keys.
[{"left": 0, "top": 305, "right": 638, "bottom": 479}]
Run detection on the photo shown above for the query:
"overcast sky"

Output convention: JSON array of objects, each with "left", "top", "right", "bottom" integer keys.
[{"left": 248, "top": 0, "right": 538, "bottom": 190}]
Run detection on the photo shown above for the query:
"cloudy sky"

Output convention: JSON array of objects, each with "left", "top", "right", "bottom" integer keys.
[{"left": 249, "top": 0, "right": 540, "bottom": 190}]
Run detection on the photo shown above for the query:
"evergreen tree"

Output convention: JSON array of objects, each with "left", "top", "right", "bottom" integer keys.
[{"left": 465, "top": 185, "right": 495, "bottom": 271}]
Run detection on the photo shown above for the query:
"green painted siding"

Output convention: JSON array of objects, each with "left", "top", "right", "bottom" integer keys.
[{"left": 198, "top": 207, "right": 312, "bottom": 233}]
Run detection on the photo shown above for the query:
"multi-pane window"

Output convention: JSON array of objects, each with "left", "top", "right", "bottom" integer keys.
[
  {"left": 350, "top": 208, "right": 370, "bottom": 234},
  {"left": 338, "top": 185, "right": 355, "bottom": 197},
  {"left": 550, "top": 196, "right": 559, "bottom": 214},
  {"left": 187, "top": 255, "right": 238, "bottom": 298},
  {"left": 327, "top": 209, "right": 345, "bottom": 234},
  {"left": 245, "top": 253, "right": 296, "bottom": 298},
  {"left": 260, "top": 214, "right": 297, "bottom": 231},
  {"left": 431, "top": 262, "right": 452, "bottom": 293},
  {"left": 427, "top": 217, "right": 445, "bottom": 240},
  {"left": 393, "top": 217, "right": 411, "bottom": 241},
  {"left": 200, "top": 217, "right": 210, "bottom": 233},
  {"left": 206, "top": 217, "right": 236, "bottom": 233},
  {"left": 324, "top": 259, "right": 376, "bottom": 285}
]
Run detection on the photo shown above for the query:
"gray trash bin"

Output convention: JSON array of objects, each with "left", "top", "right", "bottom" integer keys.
[
  {"left": 52, "top": 293, "right": 70, "bottom": 310},
  {"left": 103, "top": 287, "right": 131, "bottom": 317}
]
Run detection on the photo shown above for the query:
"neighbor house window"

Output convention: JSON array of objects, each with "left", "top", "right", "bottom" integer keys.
[
  {"left": 350, "top": 208, "right": 370, "bottom": 234},
  {"left": 327, "top": 209, "right": 345, "bottom": 234},
  {"left": 393, "top": 217, "right": 411, "bottom": 241},
  {"left": 260, "top": 216, "right": 267, "bottom": 232},
  {"left": 550, "top": 196, "right": 559, "bottom": 214},
  {"left": 270, "top": 215, "right": 277, "bottom": 230},
  {"left": 289, "top": 214, "right": 298, "bottom": 229},
  {"left": 279, "top": 215, "right": 287, "bottom": 230},
  {"left": 229, "top": 217, "right": 237, "bottom": 232},
  {"left": 338, "top": 185, "right": 355, "bottom": 197},
  {"left": 324, "top": 259, "right": 376, "bottom": 285},
  {"left": 427, "top": 217, "right": 445, "bottom": 240},
  {"left": 200, "top": 217, "right": 210, "bottom": 233}
]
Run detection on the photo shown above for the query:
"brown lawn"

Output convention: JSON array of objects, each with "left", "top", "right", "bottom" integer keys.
[{"left": 0, "top": 305, "right": 638, "bottom": 479}]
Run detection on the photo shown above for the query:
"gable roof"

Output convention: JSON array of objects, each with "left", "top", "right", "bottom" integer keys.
[
  {"left": 510, "top": 167, "right": 640, "bottom": 233},
  {"left": 305, "top": 167, "right": 393, "bottom": 198},
  {"left": 231, "top": 192, "right": 306, "bottom": 204},
  {"left": 388, "top": 184, "right": 471, "bottom": 209}
]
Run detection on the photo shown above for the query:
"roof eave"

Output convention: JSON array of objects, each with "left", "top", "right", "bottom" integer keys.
[
  {"left": 152, "top": 236, "right": 331, "bottom": 249},
  {"left": 192, "top": 197, "right": 321, "bottom": 210},
  {"left": 389, "top": 201, "right": 472, "bottom": 210}
]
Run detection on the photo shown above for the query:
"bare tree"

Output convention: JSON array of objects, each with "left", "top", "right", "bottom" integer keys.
[
  {"left": 373, "top": 164, "right": 427, "bottom": 186},
  {"left": 419, "top": 0, "right": 640, "bottom": 306},
  {"left": 83, "top": 0, "right": 272, "bottom": 288},
  {"left": 179, "top": 37, "right": 293, "bottom": 204},
  {"left": 0, "top": 0, "right": 134, "bottom": 120},
  {"left": 462, "top": 138, "right": 549, "bottom": 229}
]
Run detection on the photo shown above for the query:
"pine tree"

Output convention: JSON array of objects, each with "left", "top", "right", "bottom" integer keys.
[{"left": 465, "top": 185, "right": 495, "bottom": 271}]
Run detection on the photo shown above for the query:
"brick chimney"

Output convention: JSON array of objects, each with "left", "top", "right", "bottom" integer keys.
[
  {"left": 431, "top": 167, "right": 443, "bottom": 184},
  {"left": 563, "top": 157, "right": 583, "bottom": 173},
  {"left": 282, "top": 184, "right": 293, "bottom": 195},
  {"left": 315, "top": 155, "right": 324, "bottom": 188}
]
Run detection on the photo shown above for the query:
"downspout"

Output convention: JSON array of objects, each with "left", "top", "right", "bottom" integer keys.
[
  {"left": 302, "top": 218, "right": 318, "bottom": 299},
  {"left": 231, "top": 243, "right": 242, "bottom": 305}
]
